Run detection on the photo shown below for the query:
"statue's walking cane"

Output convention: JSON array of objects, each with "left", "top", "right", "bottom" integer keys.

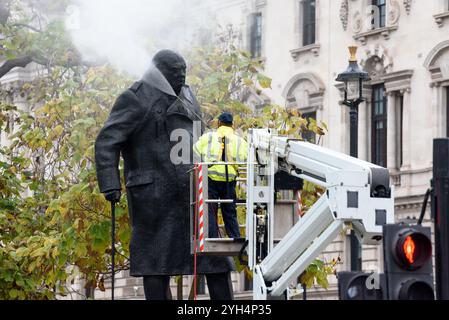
[{"left": 111, "top": 200, "right": 116, "bottom": 301}]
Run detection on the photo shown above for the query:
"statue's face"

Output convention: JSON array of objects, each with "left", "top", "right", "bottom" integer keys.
[
  {"left": 162, "top": 61, "right": 186, "bottom": 96},
  {"left": 153, "top": 50, "right": 187, "bottom": 96}
]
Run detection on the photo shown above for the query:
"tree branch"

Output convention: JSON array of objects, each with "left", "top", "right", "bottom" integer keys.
[
  {"left": 0, "top": 55, "right": 106, "bottom": 80},
  {"left": 0, "top": 56, "right": 34, "bottom": 78},
  {"left": 11, "top": 23, "right": 42, "bottom": 33}
]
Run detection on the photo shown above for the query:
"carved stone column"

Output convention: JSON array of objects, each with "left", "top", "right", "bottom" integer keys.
[
  {"left": 400, "top": 88, "right": 412, "bottom": 170},
  {"left": 358, "top": 101, "right": 368, "bottom": 161},
  {"left": 387, "top": 91, "right": 397, "bottom": 170},
  {"left": 431, "top": 83, "right": 445, "bottom": 138}
]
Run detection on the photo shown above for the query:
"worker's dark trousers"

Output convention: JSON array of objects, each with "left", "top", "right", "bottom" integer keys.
[
  {"left": 143, "top": 273, "right": 234, "bottom": 300},
  {"left": 208, "top": 179, "right": 241, "bottom": 238}
]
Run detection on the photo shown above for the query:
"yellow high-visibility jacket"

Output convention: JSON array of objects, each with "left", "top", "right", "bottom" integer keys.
[{"left": 193, "top": 126, "right": 248, "bottom": 182}]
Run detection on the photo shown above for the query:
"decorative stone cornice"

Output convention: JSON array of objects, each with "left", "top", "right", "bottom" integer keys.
[
  {"left": 434, "top": 11, "right": 449, "bottom": 28},
  {"left": 395, "top": 190, "right": 434, "bottom": 212},
  {"left": 353, "top": 26, "right": 398, "bottom": 45},
  {"left": 290, "top": 43, "right": 320, "bottom": 61},
  {"left": 395, "top": 202, "right": 424, "bottom": 211},
  {"left": 386, "top": 91, "right": 396, "bottom": 97},
  {"left": 381, "top": 69, "right": 414, "bottom": 93},
  {"left": 255, "top": 0, "right": 267, "bottom": 9},
  {"left": 429, "top": 81, "right": 442, "bottom": 88},
  {"left": 399, "top": 87, "right": 411, "bottom": 94}
]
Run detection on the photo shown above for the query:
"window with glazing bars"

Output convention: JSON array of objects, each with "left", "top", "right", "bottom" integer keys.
[
  {"left": 250, "top": 13, "right": 262, "bottom": 58},
  {"left": 372, "top": 0, "right": 386, "bottom": 28},
  {"left": 446, "top": 86, "right": 449, "bottom": 137},
  {"left": 372, "top": 85, "right": 388, "bottom": 167},
  {"left": 302, "top": 0, "right": 316, "bottom": 46},
  {"left": 398, "top": 94, "right": 404, "bottom": 168}
]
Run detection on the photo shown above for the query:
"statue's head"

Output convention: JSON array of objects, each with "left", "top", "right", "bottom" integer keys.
[{"left": 152, "top": 50, "right": 187, "bottom": 96}]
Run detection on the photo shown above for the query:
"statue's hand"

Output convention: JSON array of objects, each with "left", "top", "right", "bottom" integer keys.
[{"left": 104, "top": 190, "right": 121, "bottom": 203}]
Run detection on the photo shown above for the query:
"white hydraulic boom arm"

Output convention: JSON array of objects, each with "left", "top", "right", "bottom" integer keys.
[{"left": 246, "top": 129, "right": 395, "bottom": 299}]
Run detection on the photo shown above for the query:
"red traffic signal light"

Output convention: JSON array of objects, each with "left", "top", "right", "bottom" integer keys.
[
  {"left": 383, "top": 224, "right": 435, "bottom": 300},
  {"left": 403, "top": 236, "right": 415, "bottom": 264},
  {"left": 394, "top": 231, "right": 432, "bottom": 271}
]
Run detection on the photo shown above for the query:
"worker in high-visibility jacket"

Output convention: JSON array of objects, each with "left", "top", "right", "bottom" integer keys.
[{"left": 193, "top": 112, "right": 248, "bottom": 239}]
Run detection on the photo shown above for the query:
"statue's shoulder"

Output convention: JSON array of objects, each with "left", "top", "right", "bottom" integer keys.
[
  {"left": 129, "top": 81, "right": 159, "bottom": 102},
  {"left": 114, "top": 83, "right": 143, "bottom": 108},
  {"left": 129, "top": 81, "right": 143, "bottom": 93}
]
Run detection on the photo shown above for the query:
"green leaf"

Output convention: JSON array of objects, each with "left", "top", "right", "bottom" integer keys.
[
  {"left": 316, "top": 271, "right": 329, "bottom": 289},
  {"left": 257, "top": 74, "right": 272, "bottom": 89},
  {"left": 10, "top": 289, "right": 19, "bottom": 299},
  {"left": 30, "top": 247, "right": 45, "bottom": 258},
  {"left": 74, "top": 244, "right": 87, "bottom": 257}
]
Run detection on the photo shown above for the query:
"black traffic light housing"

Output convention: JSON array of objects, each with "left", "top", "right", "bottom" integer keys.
[
  {"left": 432, "top": 138, "right": 449, "bottom": 299},
  {"left": 338, "top": 271, "right": 386, "bottom": 300},
  {"left": 383, "top": 224, "right": 435, "bottom": 300}
]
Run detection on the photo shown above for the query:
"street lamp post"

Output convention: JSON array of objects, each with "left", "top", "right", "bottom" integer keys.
[{"left": 336, "top": 46, "right": 370, "bottom": 271}]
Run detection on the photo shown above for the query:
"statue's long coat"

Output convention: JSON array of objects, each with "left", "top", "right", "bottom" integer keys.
[{"left": 95, "top": 81, "right": 234, "bottom": 276}]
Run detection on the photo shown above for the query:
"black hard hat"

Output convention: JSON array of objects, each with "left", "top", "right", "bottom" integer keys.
[{"left": 218, "top": 112, "right": 233, "bottom": 124}]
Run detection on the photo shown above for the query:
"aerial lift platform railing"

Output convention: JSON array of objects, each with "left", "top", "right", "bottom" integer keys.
[
  {"left": 190, "top": 162, "right": 249, "bottom": 256},
  {"left": 191, "top": 128, "right": 395, "bottom": 300},
  {"left": 189, "top": 162, "right": 300, "bottom": 257}
]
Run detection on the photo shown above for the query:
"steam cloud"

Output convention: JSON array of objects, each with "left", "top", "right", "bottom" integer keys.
[{"left": 67, "top": 0, "right": 219, "bottom": 78}]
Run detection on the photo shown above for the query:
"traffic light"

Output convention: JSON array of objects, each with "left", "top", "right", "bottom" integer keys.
[
  {"left": 383, "top": 224, "right": 435, "bottom": 300},
  {"left": 338, "top": 272, "right": 385, "bottom": 300}
]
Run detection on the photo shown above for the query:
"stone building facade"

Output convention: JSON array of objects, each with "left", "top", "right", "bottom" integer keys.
[
  {"left": 2, "top": 0, "right": 449, "bottom": 300},
  {"left": 184, "top": 0, "right": 449, "bottom": 299}
]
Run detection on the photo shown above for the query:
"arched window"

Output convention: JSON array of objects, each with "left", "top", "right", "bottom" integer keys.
[
  {"left": 283, "top": 73, "right": 325, "bottom": 142},
  {"left": 424, "top": 41, "right": 449, "bottom": 138}
]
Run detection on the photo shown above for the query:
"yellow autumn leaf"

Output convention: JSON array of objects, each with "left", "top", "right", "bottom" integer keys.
[
  {"left": 51, "top": 247, "right": 59, "bottom": 259},
  {"left": 54, "top": 125, "right": 64, "bottom": 136},
  {"left": 243, "top": 78, "right": 254, "bottom": 86},
  {"left": 59, "top": 206, "right": 68, "bottom": 217},
  {"left": 30, "top": 247, "right": 45, "bottom": 258}
]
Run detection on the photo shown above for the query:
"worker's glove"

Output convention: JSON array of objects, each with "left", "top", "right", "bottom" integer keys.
[{"left": 104, "top": 190, "right": 121, "bottom": 203}]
